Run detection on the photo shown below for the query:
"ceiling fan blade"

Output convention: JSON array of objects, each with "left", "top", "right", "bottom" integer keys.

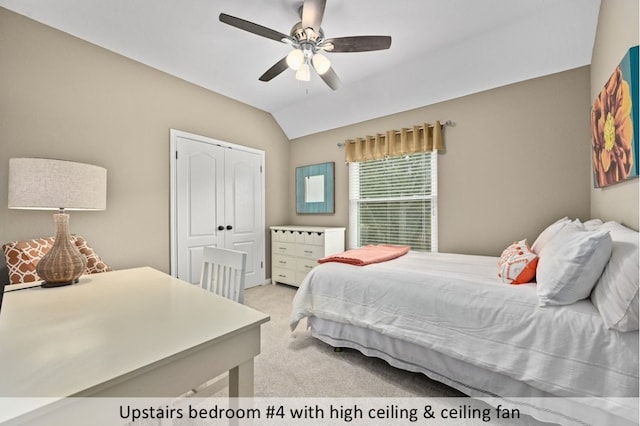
[
  {"left": 259, "top": 57, "right": 289, "bottom": 82},
  {"left": 322, "top": 36, "right": 392, "bottom": 52},
  {"left": 301, "top": 0, "right": 327, "bottom": 33},
  {"left": 219, "top": 13, "right": 290, "bottom": 43},
  {"left": 318, "top": 66, "right": 341, "bottom": 91}
]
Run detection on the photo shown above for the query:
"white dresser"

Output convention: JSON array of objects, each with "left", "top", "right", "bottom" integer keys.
[{"left": 270, "top": 226, "right": 345, "bottom": 287}]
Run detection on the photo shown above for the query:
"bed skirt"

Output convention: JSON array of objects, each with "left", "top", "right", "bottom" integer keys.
[{"left": 308, "top": 317, "right": 639, "bottom": 426}]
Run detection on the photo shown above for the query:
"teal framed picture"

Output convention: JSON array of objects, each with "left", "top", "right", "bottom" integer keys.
[{"left": 296, "top": 162, "right": 335, "bottom": 214}]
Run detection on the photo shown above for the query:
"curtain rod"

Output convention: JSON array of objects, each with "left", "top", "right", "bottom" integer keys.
[{"left": 336, "top": 120, "right": 453, "bottom": 148}]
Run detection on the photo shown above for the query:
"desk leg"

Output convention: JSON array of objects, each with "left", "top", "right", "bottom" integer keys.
[{"left": 229, "top": 359, "right": 254, "bottom": 397}]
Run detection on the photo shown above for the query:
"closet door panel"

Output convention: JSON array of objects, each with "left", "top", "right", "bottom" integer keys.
[
  {"left": 225, "top": 148, "right": 264, "bottom": 288},
  {"left": 175, "top": 137, "right": 225, "bottom": 283}
]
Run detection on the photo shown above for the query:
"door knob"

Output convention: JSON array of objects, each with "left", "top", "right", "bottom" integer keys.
[
  {"left": 226, "top": 225, "right": 233, "bottom": 230},
  {"left": 218, "top": 225, "right": 224, "bottom": 231}
]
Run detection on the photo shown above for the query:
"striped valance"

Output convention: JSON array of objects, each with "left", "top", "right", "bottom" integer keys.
[{"left": 345, "top": 121, "right": 444, "bottom": 163}]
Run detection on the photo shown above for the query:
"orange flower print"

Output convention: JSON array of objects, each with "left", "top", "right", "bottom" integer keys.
[{"left": 591, "top": 65, "right": 635, "bottom": 187}]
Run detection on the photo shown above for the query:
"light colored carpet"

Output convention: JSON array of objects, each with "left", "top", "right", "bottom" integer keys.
[{"left": 244, "top": 283, "right": 467, "bottom": 398}]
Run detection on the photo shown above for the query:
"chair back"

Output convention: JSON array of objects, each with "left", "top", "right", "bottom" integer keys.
[{"left": 199, "top": 246, "right": 247, "bottom": 304}]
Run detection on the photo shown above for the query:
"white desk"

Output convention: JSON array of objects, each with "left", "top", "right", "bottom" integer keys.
[{"left": 0, "top": 267, "right": 269, "bottom": 419}]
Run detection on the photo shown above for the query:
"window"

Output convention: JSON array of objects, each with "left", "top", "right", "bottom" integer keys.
[{"left": 349, "top": 152, "right": 437, "bottom": 251}]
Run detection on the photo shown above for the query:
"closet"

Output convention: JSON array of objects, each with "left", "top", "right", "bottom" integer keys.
[{"left": 170, "top": 129, "right": 265, "bottom": 288}]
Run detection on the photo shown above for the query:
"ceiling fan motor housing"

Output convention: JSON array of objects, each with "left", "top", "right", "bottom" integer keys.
[{"left": 291, "top": 22, "right": 323, "bottom": 44}]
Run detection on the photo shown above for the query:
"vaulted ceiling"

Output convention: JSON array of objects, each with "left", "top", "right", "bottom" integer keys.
[{"left": 0, "top": 0, "right": 601, "bottom": 139}]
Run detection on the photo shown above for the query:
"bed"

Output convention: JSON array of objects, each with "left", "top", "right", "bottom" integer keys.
[{"left": 290, "top": 219, "right": 639, "bottom": 426}]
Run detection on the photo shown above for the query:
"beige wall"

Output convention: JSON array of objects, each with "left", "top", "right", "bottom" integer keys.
[
  {"left": 290, "top": 67, "right": 592, "bottom": 256},
  {"left": 0, "top": 8, "right": 290, "bottom": 280},
  {"left": 589, "top": 0, "right": 639, "bottom": 230},
  {"left": 3, "top": 3, "right": 633, "bottom": 281}
]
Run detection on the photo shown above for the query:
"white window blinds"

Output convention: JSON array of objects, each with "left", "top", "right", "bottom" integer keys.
[{"left": 349, "top": 152, "right": 437, "bottom": 252}]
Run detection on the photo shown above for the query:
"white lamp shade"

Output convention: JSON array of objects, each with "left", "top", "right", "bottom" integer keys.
[
  {"left": 312, "top": 53, "right": 331, "bottom": 75},
  {"left": 286, "top": 49, "right": 305, "bottom": 71},
  {"left": 8, "top": 158, "right": 107, "bottom": 211},
  {"left": 295, "top": 63, "right": 311, "bottom": 81}
]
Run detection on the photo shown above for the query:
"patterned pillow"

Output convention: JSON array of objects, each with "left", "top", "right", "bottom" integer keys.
[
  {"left": 2, "top": 236, "right": 112, "bottom": 284},
  {"left": 2, "top": 237, "right": 55, "bottom": 284},
  {"left": 73, "top": 236, "right": 113, "bottom": 274},
  {"left": 498, "top": 239, "right": 539, "bottom": 284}
]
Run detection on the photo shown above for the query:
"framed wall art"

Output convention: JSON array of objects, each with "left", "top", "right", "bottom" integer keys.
[
  {"left": 591, "top": 45, "right": 639, "bottom": 188},
  {"left": 296, "top": 162, "right": 335, "bottom": 214}
]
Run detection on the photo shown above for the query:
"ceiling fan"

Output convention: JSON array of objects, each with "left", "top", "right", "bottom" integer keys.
[{"left": 219, "top": 0, "right": 392, "bottom": 90}]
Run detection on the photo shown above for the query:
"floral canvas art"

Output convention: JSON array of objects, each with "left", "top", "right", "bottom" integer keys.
[{"left": 591, "top": 45, "right": 639, "bottom": 188}]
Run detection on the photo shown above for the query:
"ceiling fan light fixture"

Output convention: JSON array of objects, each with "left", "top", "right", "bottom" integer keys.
[
  {"left": 286, "top": 49, "right": 304, "bottom": 70},
  {"left": 312, "top": 53, "right": 331, "bottom": 75},
  {"left": 295, "top": 63, "right": 311, "bottom": 81},
  {"left": 219, "top": 1, "right": 392, "bottom": 90}
]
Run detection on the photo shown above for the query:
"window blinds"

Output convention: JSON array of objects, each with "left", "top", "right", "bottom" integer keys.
[{"left": 349, "top": 152, "right": 438, "bottom": 252}]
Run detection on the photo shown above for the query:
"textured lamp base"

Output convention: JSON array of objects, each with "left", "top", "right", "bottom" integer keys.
[{"left": 36, "top": 212, "right": 87, "bottom": 288}]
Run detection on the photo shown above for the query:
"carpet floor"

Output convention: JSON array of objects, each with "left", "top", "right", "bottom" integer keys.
[{"left": 243, "top": 283, "right": 466, "bottom": 398}]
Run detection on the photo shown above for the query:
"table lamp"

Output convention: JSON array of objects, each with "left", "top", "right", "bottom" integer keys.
[{"left": 8, "top": 158, "right": 107, "bottom": 287}]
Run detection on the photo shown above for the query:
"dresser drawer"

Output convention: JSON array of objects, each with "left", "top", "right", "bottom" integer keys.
[
  {"left": 272, "top": 241, "right": 295, "bottom": 256},
  {"left": 272, "top": 229, "right": 296, "bottom": 243},
  {"left": 272, "top": 267, "right": 296, "bottom": 285},
  {"left": 294, "top": 231, "right": 306, "bottom": 244},
  {"left": 296, "top": 258, "right": 318, "bottom": 274},
  {"left": 273, "top": 253, "right": 295, "bottom": 269},
  {"left": 293, "top": 231, "right": 325, "bottom": 245},
  {"left": 296, "top": 244, "right": 324, "bottom": 259},
  {"left": 306, "top": 231, "right": 325, "bottom": 246},
  {"left": 271, "top": 229, "right": 284, "bottom": 242}
]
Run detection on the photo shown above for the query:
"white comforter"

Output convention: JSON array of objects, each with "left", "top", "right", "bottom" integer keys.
[{"left": 290, "top": 251, "right": 639, "bottom": 399}]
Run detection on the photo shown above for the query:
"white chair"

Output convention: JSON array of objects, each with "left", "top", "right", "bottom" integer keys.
[
  {"left": 199, "top": 246, "right": 247, "bottom": 304},
  {"left": 189, "top": 246, "right": 248, "bottom": 397}
]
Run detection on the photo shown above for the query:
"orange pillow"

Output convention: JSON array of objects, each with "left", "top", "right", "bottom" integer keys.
[{"left": 498, "top": 239, "right": 539, "bottom": 284}]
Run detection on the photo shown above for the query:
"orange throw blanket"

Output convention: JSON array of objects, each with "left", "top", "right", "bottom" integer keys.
[{"left": 318, "top": 244, "right": 410, "bottom": 266}]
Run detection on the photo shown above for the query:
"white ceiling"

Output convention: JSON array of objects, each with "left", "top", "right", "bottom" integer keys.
[{"left": 0, "top": 0, "right": 601, "bottom": 139}]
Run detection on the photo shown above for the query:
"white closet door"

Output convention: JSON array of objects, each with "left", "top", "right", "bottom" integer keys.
[
  {"left": 175, "top": 136, "right": 225, "bottom": 283},
  {"left": 172, "top": 130, "right": 265, "bottom": 288},
  {"left": 224, "top": 148, "right": 264, "bottom": 288}
]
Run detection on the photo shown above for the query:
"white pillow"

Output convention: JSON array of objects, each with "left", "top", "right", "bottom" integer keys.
[
  {"left": 531, "top": 217, "right": 574, "bottom": 255},
  {"left": 590, "top": 222, "right": 639, "bottom": 332},
  {"left": 537, "top": 226, "right": 612, "bottom": 306},
  {"left": 583, "top": 218, "right": 604, "bottom": 230}
]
